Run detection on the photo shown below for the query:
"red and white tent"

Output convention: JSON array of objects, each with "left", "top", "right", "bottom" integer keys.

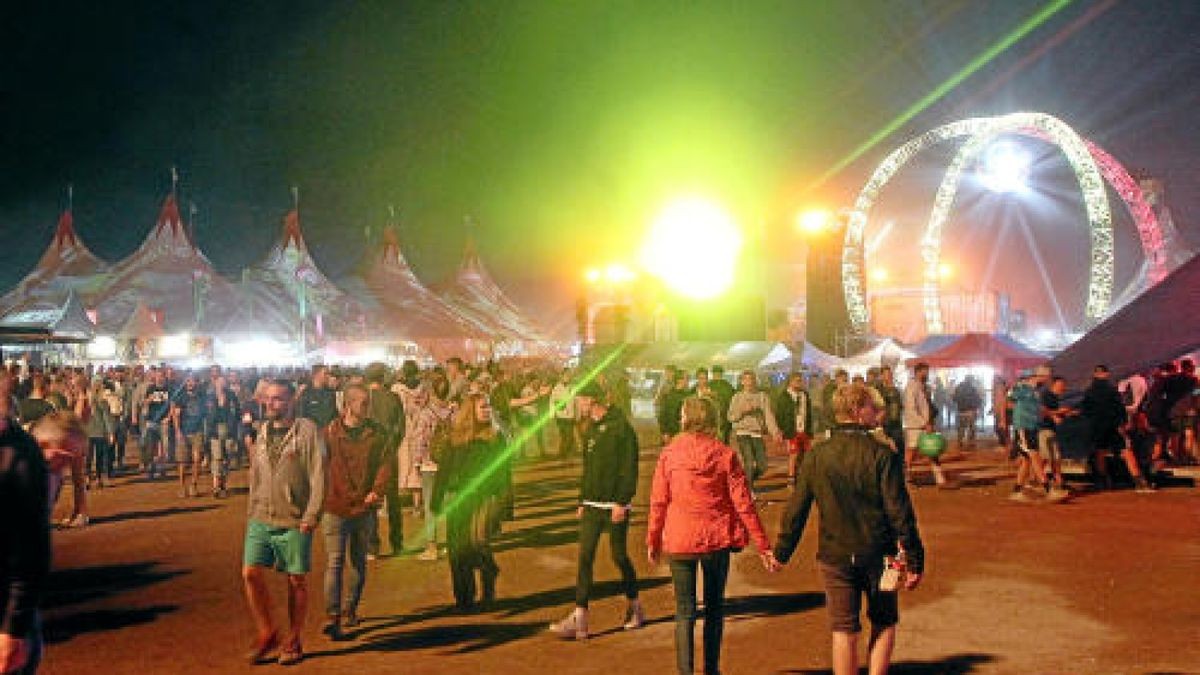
[
  {"left": 343, "top": 227, "right": 482, "bottom": 339},
  {"left": 439, "top": 234, "right": 546, "bottom": 344},
  {"left": 0, "top": 208, "right": 108, "bottom": 316},
  {"left": 92, "top": 193, "right": 238, "bottom": 334},
  {"left": 234, "top": 208, "right": 367, "bottom": 343}
]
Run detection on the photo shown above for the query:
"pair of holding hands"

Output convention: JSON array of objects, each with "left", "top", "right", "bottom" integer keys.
[{"left": 646, "top": 548, "right": 783, "bottom": 573}]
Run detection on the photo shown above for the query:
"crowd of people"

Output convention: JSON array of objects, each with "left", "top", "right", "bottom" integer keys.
[{"left": 2, "top": 350, "right": 1196, "bottom": 673}]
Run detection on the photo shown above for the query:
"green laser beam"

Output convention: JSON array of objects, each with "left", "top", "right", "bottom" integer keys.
[
  {"left": 426, "top": 344, "right": 630, "bottom": 545},
  {"left": 807, "top": 0, "right": 1074, "bottom": 192}
]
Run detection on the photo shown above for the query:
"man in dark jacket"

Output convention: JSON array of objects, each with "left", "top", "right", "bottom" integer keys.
[
  {"left": 549, "top": 382, "right": 642, "bottom": 640},
  {"left": 363, "top": 363, "right": 405, "bottom": 557},
  {"left": 1, "top": 371, "right": 50, "bottom": 674},
  {"left": 775, "top": 382, "right": 925, "bottom": 675},
  {"left": 320, "top": 384, "right": 392, "bottom": 640},
  {"left": 774, "top": 371, "right": 814, "bottom": 487},
  {"left": 656, "top": 370, "right": 690, "bottom": 444}
]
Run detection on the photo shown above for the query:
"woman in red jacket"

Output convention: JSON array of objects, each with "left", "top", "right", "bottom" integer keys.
[{"left": 647, "top": 396, "right": 780, "bottom": 675}]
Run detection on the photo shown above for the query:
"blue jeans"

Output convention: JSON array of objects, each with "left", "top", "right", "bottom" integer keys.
[
  {"left": 670, "top": 550, "right": 731, "bottom": 675},
  {"left": 322, "top": 512, "right": 372, "bottom": 617},
  {"left": 734, "top": 435, "right": 767, "bottom": 490},
  {"left": 421, "top": 468, "right": 442, "bottom": 545}
]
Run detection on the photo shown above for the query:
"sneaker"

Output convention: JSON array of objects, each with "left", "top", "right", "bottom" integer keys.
[
  {"left": 342, "top": 612, "right": 361, "bottom": 628},
  {"left": 321, "top": 617, "right": 342, "bottom": 641},
  {"left": 548, "top": 608, "right": 588, "bottom": 640},
  {"left": 1134, "top": 478, "right": 1157, "bottom": 494},
  {"left": 1008, "top": 491, "right": 1033, "bottom": 503},
  {"left": 65, "top": 514, "right": 89, "bottom": 528},
  {"left": 418, "top": 547, "right": 439, "bottom": 562},
  {"left": 1046, "top": 488, "right": 1071, "bottom": 502},
  {"left": 622, "top": 600, "right": 645, "bottom": 630}
]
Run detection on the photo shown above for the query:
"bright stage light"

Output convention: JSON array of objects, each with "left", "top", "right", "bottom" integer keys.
[
  {"left": 978, "top": 141, "right": 1032, "bottom": 193},
  {"left": 640, "top": 197, "right": 742, "bottom": 300},
  {"left": 584, "top": 268, "right": 602, "bottom": 284},
  {"left": 938, "top": 262, "right": 954, "bottom": 279},
  {"left": 86, "top": 335, "right": 117, "bottom": 359},
  {"left": 159, "top": 333, "right": 191, "bottom": 358},
  {"left": 869, "top": 268, "right": 889, "bottom": 283},
  {"left": 797, "top": 209, "right": 833, "bottom": 235},
  {"left": 603, "top": 263, "right": 637, "bottom": 284}
]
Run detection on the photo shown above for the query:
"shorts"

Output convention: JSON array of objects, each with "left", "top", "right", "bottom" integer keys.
[
  {"left": 787, "top": 432, "right": 812, "bottom": 456},
  {"left": 243, "top": 520, "right": 313, "bottom": 575},
  {"left": 176, "top": 432, "right": 205, "bottom": 464},
  {"left": 1009, "top": 428, "right": 1038, "bottom": 460},
  {"left": 819, "top": 559, "right": 898, "bottom": 633},
  {"left": 1036, "top": 429, "right": 1060, "bottom": 462},
  {"left": 141, "top": 421, "right": 163, "bottom": 448}
]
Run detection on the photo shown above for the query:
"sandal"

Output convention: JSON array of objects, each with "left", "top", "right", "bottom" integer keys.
[
  {"left": 277, "top": 639, "right": 303, "bottom": 666},
  {"left": 245, "top": 631, "right": 279, "bottom": 664}
]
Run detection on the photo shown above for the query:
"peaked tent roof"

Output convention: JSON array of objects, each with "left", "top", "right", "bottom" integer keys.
[
  {"left": 0, "top": 209, "right": 108, "bottom": 315},
  {"left": 797, "top": 341, "right": 843, "bottom": 372},
  {"left": 440, "top": 234, "right": 546, "bottom": 342},
  {"left": 94, "top": 193, "right": 239, "bottom": 333},
  {"left": 340, "top": 226, "right": 483, "bottom": 341},
  {"left": 1050, "top": 252, "right": 1200, "bottom": 386},
  {"left": 842, "top": 338, "right": 917, "bottom": 370},
  {"left": 117, "top": 301, "right": 165, "bottom": 340},
  {"left": 0, "top": 291, "right": 96, "bottom": 343},
  {"left": 237, "top": 209, "right": 367, "bottom": 342},
  {"left": 908, "top": 332, "right": 1046, "bottom": 380}
]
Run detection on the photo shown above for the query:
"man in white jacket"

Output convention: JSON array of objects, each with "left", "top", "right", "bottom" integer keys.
[{"left": 902, "top": 363, "right": 950, "bottom": 487}]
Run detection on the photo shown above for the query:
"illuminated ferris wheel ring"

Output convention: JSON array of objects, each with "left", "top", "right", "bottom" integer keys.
[{"left": 841, "top": 111, "right": 1166, "bottom": 335}]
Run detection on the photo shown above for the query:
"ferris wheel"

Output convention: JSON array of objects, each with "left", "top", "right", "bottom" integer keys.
[{"left": 841, "top": 111, "right": 1168, "bottom": 335}]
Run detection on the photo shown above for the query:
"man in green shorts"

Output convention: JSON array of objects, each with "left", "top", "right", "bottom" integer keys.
[{"left": 241, "top": 380, "right": 326, "bottom": 666}]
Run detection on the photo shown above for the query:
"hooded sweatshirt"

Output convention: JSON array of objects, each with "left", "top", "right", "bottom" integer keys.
[{"left": 647, "top": 431, "right": 770, "bottom": 555}]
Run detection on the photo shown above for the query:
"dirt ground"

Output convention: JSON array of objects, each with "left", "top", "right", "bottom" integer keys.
[{"left": 38, "top": 429, "right": 1200, "bottom": 675}]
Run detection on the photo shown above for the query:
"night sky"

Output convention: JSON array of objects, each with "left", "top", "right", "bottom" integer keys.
[{"left": 1, "top": 0, "right": 1197, "bottom": 328}]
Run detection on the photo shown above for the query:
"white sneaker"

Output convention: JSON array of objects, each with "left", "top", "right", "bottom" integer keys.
[
  {"left": 417, "top": 547, "right": 439, "bottom": 562},
  {"left": 1008, "top": 491, "right": 1032, "bottom": 503},
  {"left": 65, "top": 514, "right": 90, "bottom": 528},
  {"left": 548, "top": 608, "right": 588, "bottom": 640},
  {"left": 1046, "top": 488, "right": 1071, "bottom": 503}
]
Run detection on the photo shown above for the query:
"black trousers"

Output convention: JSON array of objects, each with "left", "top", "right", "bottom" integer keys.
[
  {"left": 670, "top": 550, "right": 731, "bottom": 675},
  {"left": 556, "top": 418, "right": 577, "bottom": 457},
  {"left": 446, "top": 491, "right": 498, "bottom": 608},
  {"left": 575, "top": 506, "right": 638, "bottom": 607}
]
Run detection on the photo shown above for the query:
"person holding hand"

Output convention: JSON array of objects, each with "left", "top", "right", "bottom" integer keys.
[
  {"left": 775, "top": 382, "right": 925, "bottom": 675},
  {"left": 647, "top": 396, "right": 780, "bottom": 675}
]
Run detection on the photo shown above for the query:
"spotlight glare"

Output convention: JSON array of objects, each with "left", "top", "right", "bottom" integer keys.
[
  {"left": 640, "top": 197, "right": 742, "bottom": 300},
  {"left": 978, "top": 141, "right": 1032, "bottom": 193}
]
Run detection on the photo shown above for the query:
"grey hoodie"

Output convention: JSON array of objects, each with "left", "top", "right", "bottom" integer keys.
[{"left": 246, "top": 417, "right": 326, "bottom": 529}]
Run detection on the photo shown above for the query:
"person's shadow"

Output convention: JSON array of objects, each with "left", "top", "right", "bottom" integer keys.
[{"left": 779, "top": 652, "right": 998, "bottom": 674}]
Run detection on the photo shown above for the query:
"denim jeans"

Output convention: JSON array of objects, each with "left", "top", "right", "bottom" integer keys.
[
  {"left": 576, "top": 506, "right": 638, "bottom": 607},
  {"left": 420, "top": 468, "right": 443, "bottom": 545},
  {"left": 669, "top": 550, "right": 731, "bottom": 675},
  {"left": 734, "top": 435, "right": 767, "bottom": 490},
  {"left": 322, "top": 512, "right": 372, "bottom": 617},
  {"left": 209, "top": 422, "right": 232, "bottom": 481}
]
